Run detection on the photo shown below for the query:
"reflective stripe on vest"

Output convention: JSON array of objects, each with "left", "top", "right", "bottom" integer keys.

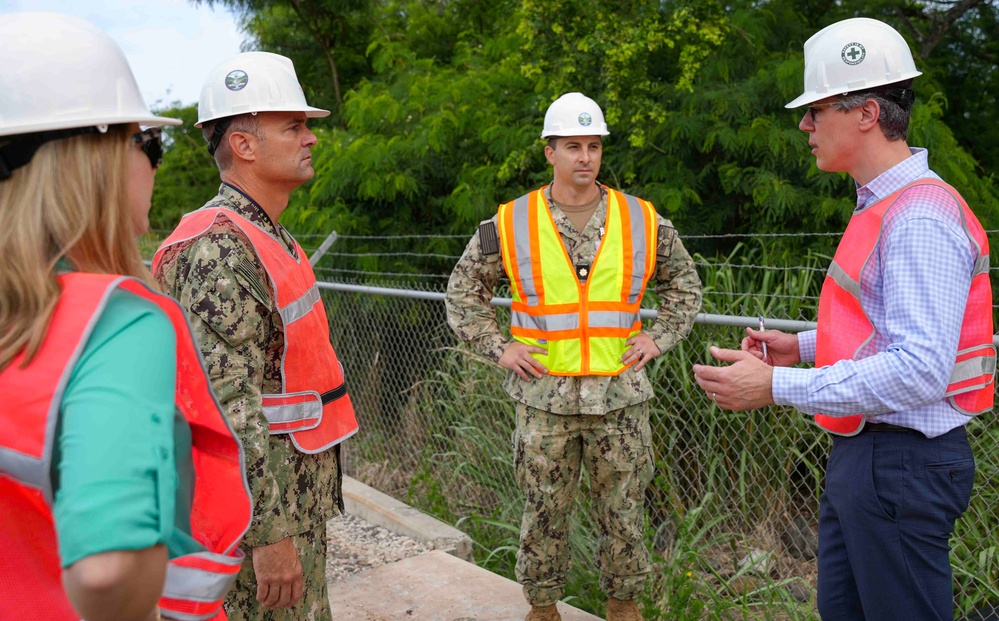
[
  {"left": 814, "top": 180, "right": 995, "bottom": 435},
  {"left": 497, "top": 186, "right": 657, "bottom": 376},
  {"left": 154, "top": 209, "right": 359, "bottom": 454},
  {"left": 0, "top": 273, "right": 252, "bottom": 621}
]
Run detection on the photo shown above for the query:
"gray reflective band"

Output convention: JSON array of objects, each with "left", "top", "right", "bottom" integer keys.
[
  {"left": 589, "top": 310, "right": 641, "bottom": 330},
  {"left": 162, "top": 556, "right": 241, "bottom": 603},
  {"left": 974, "top": 254, "right": 991, "bottom": 276},
  {"left": 511, "top": 194, "right": 539, "bottom": 305},
  {"left": 0, "top": 276, "right": 128, "bottom": 504},
  {"left": 261, "top": 392, "right": 322, "bottom": 433},
  {"left": 827, "top": 261, "right": 861, "bottom": 299},
  {"left": 280, "top": 285, "right": 320, "bottom": 326},
  {"left": 945, "top": 347, "right": 997, "bottom": 397},
  {"left": 512, "top": 311, "right": 578, "bottom": 332},
  {"left": 160, "top": 610, "right": 213, "bottom": 621},
  {"left": 621, "top": 193, "right": 648, "bottom": 302},
  {"left": 0, "top": 447, "right": 44, "bottom": 489}
]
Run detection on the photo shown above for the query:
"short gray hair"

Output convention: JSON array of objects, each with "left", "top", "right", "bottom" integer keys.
[
  {"left": 833, "top": 80, "right": 914, "bottom": 142},
  {"left": 201, "top": 113, "right": 262, "bottom": 171}
]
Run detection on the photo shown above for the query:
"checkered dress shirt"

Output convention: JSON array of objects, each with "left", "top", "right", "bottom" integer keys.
[{"left": 772, "top": 148, "right": 984, "bottom": 438}]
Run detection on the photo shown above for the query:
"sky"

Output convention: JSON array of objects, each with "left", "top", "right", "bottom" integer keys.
[{"left": 0, "top": 0, "right": 245, "bottom": 109}]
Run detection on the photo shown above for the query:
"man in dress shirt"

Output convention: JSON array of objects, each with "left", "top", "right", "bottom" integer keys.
[{"left": 693, "top": 17, "right": 994, "bottom": 621}]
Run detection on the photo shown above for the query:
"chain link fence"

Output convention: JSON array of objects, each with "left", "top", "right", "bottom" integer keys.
[
  {"left": 145, "top": 228, "right": 998, "bottom": 617},
  {"left": 307, "top": 232, "right": 999, "bottom": 619}
]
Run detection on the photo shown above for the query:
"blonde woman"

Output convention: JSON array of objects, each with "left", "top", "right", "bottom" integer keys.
[{"left": 0, "top": 13, "right": 251, "bottom": 621}]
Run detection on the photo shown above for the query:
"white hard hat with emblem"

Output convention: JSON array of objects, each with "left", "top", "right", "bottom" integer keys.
[
  {"left": 786, "top": 17, "right": 922, "bottom": 108},
  {"left": 0, "top": 12, "right": 180, "bottom": 137},
  {"left": 541, "top": 92, "right": 610, "bottom": 139},
  {"left": 197, "top": 51, "right": 330, "bottom": 127}
]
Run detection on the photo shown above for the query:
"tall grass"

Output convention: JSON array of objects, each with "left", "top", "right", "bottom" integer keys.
[{"left": 342, "top": 240, "right": 999, "bottom": 618}]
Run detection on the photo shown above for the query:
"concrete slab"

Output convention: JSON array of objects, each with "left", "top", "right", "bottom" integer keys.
[
  {"left": 329, "top": 550, "right": 601, "bottom": 621},
  {"left": 342, "top": 476, "right": 473, "bottom": 562}
]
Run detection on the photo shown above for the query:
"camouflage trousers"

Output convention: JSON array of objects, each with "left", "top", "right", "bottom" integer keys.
[
  {"left": 224, "top": 526, "right": 330, "bottom": 621},
  {"left": 514, "top": 402, "right": 654, "bottom": 606}
]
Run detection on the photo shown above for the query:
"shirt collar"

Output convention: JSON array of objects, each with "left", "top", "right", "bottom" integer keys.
[
  {"left": 218, "top": 182, "right": 281, "bottom": 236},
  {"left": 543, "top": 182, "right": 606, "bottom": 205},
  {"left": 854, "top": 147, "right": 937, "bottom": 211}
]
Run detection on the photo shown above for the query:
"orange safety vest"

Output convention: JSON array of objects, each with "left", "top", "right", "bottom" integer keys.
[
  {"left": 0, "top": 273, "right": 252, "bottom": 621},
  {"left": 155, "top": 208, "right": 358, "bottom": 453},
  {"left": 497, "top": 186, "right": 657, "bottom": 376},
  {"left": 815, "top": 179, "right": 995, "bottom": 435}
]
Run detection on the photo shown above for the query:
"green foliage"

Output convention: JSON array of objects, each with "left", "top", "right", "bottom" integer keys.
[
  {"left": 952, "top": 420, "right": 999, "bottom": 617},
  {"left": 194, "top": 0, "right": 377, "bottom": 119},
  {"left": 645, "top": 497, "right": 815, "bottom": 620},
  {"left": 170, "top": 0, "right": 999, "bottom": 261},
  {"left": 330, "top": 243, "right": 999, "bottom": 617},
  {"left": 149, "top": 104, "right": 220, "bottom": 231},
  {"left": 274, "top": 0, "right": 999, "bottom": 267}
]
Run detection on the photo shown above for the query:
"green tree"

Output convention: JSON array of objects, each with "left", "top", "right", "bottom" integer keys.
[
  {"left": 194, "top": 0, "right": 377, "bottom": 120},
  {"left": 149, "top": 104, "right": 220, "bottom": 232},
  {"left": 905, "top": 1, "right": 999, "bottom": 173},
  {"left": 285, "top": 0, "right": 732, "bottom": 269},
  {"left": 174, "top": 0, "right": 998, "bottom": 259}
]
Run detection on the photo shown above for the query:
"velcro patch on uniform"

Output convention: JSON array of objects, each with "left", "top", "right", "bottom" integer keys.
[
  {"left": 657, "top": 225, "right": 675, "bottom": 262},
  {"left": 232, "top": 255, "right": 271, "bottom": 306},
  {"left": 575, "top": 263, "right": 590, "bottom": 281},
  {"left": 479, "top": 221, "right": 500, "bottom": 255}
]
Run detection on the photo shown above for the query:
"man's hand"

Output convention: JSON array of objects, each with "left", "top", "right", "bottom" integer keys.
[
  {"left": 499, "top": 342, "right": 548, "bottom": 381},
  {"left": 740, "top": 328, "right": 800, "bottom": 367},
  {"left": 693, "top": 346, "right": 775, "bottom": 411},
  {"left": 623, "top": 333, "right": 661, "bottom": 372},
  {"left": 252, "top": 537, "right": 303, "bottom": 610}
]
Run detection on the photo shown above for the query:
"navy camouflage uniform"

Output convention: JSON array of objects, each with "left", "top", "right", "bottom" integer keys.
[
  {"left": 155, "top": 183, "right": 339, "bottom": 621},
  {"left": 445, "top": 185, "right": 702, "bottom": 605}
]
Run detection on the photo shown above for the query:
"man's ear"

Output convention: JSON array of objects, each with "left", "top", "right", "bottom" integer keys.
[
  {"left": 857, "top": 98, "right": 881, "bottom": 133},
  {"left": 228, "top": 131, "right": 257, "bottom": 163},
  {"left": 544, "top": 144, "right": 556, "bottom": 166}
]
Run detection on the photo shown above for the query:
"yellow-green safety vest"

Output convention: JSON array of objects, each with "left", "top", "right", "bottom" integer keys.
[{"left": 497, "top": 185, "right": 657, "bottom": 376}]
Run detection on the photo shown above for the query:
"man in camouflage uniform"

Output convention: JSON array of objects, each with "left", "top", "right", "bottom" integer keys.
[
  {"left": 446, "top": 93, "right": 701, "bottom": 621},
  {"left": 154, "top": 53, "right": 353, "bottom": 621}
]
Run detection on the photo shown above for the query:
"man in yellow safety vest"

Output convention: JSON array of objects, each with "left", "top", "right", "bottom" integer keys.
[{"left": 446, "top": 92, "right": 702, "bottom": 621}]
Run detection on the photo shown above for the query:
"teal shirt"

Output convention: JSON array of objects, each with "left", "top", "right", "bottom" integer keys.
[{"left": 51, "top": 289, "right": 202, "bottom": 567}]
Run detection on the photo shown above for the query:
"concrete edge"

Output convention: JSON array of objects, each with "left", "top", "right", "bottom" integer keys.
[{"left": 342, "top": 476, "right": 474, "bottom": 562}]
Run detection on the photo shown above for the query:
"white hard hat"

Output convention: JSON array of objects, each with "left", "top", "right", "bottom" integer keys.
[
  {"left": 197, "top": 52, "right": 330, "bottom": 128},
  {"left": 786, "top": 17, "right": 922, "bottom": 108},
  {"left": 0, "top": 12, "right": 180, "bottom": 137},
  {"left": 541, "top": 92, "right": 609, "bottom": 139}
]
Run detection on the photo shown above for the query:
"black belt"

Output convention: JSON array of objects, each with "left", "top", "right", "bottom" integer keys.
[
  {"left": 321, "top": 383, "right": 348, "bottom": 405},
  {"left": 863, "top": 422, "right": 918, "bottom": 434}
]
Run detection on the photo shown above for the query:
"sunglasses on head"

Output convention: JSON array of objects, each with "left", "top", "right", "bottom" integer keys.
[{"left": 131, "top": 127, "right": 163, "bottom": 169}]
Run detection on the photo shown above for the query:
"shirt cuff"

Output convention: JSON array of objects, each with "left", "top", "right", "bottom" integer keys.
[
  {"left": 797, "top": 330, "right": 816, "bottom": 364},
  {"left": 772, "top": 366, "right": 813, "bottom": 410},
  {"left": 473, "top": 333, "right": 508, "bottom": 363},
  {"left": 243, "top": 513, "right": 293, "bottom": 548},
  {"left": 644, "top": 325, "right": 665, "bottom": 351}
]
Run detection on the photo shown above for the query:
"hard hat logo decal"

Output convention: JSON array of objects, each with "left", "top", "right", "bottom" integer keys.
[
  {"left": 578, "top": 112, "right": 592, "bottom": 127},
  {"left": 225, "top": 70, "right": 249, "bottom": 91},
  {"left": 841, "top": 43, "right": 866, "bottom": 66}
]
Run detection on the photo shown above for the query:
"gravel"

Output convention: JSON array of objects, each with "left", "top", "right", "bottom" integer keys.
[{"left": 326, "top": 513, "right": 429, "bottom": 583}]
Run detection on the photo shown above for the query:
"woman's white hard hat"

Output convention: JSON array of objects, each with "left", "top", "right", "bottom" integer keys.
[{"left": 0, "top": 12, "right": 181, "bottom": 137}]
